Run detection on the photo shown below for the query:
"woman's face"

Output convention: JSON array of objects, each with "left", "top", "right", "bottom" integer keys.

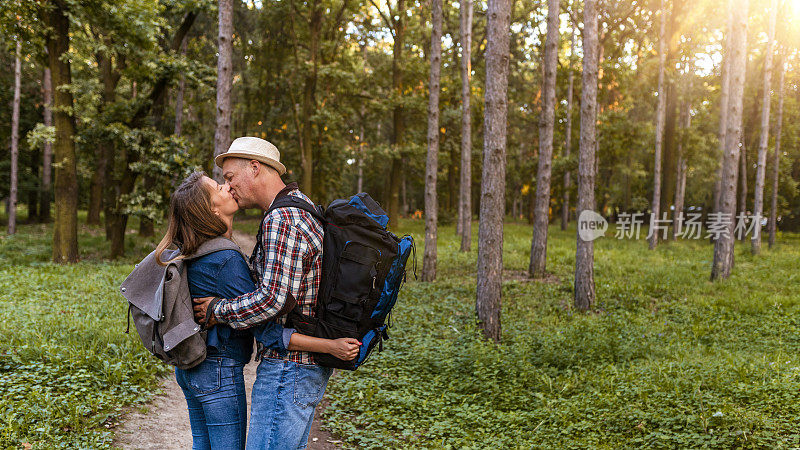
[{"left": 203, "top": 176, "right": 239, "bottom": 219}]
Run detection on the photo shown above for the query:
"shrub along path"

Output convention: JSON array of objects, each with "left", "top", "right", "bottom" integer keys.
[{"left": 112, "top": 230, "right": 342, "bottom": 449}]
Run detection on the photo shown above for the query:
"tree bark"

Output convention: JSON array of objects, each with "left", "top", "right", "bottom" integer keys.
[
  {"left": 174, "top": 39, "right": 188, "bottom": 136},
  {"left": 87, "top": 47, "right": 116, "bottom": 226},
  {"left": 387, "top": 0, "right": 407, "bottom": 230},
  {"left": 213, "top": 0, "right": 234, "bottom": 182},
  {"left": 476, "top": 0, "right": 511, "bottom": 343},
  {"left": 672, "top": 80, "right": 691, "bottom": 239},
  {"left": 357, "top": 104, "right": 366, "bottom": 193},
  {"left": 713, "top": 7, "right": 733, "bottom": 216},
  {"left": 672, "top": 58, "right": 692, "bottom": 239},
  {"left": 422, "top": 0, "right": 443, "bottom": 282},
  {"left": 649, "top": 0, "right": 667, "bottom": 250},
  {"left": 458, "top": 0, "right": 473, "bottom": 252},
  {"left": 751, "top": 0, "right": 777, "bottom": 255},
  {"left": 529, "top": 0, "right": 560, "bottom": 277},
  {"left": 738, "top": 136, "right": 747, "bottom": 218},
  {"left": 561, "top": 19, "right": 575, "bottom": 232},
  {"left": 299, "top": 0, "right": 322, "bottom": 195},
  {"left": 574, "top": 0, "right": 599, "bottom": 311},
  {"left": 768, "top": 53, "right": 784, "bottom": 249},
  {"left": 711, "top": 0, "right": 748, "bottom": 281},
  {"left": 41, "top": 66, "right": 53, "bottom": 223},
  {"left": 45, "top": 0, "right": 79, "bottom": 263},
  {"left": 659, "top": 0, "right": 683, "bottom": 216},
  {"left": 8, "top": 40, "right": 21, "bottom": 235}
]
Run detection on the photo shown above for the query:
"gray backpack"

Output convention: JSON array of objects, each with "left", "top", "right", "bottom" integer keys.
[{"left": 120, "top": 237, "right": 245, "bottom": 370}]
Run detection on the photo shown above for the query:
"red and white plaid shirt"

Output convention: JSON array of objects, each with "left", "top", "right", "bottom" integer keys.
[{"left": 214, "top": 185, "right": 323, "bottom": 364}]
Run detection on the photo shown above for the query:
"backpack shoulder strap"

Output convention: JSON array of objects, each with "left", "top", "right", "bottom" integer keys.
[{"left": 267, "top": 195, "right": 325, "bottom": 225}]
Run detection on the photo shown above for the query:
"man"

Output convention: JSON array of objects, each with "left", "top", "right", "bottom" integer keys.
[{"left": 193, "top": 137, "right": 331, "bottom": 449}]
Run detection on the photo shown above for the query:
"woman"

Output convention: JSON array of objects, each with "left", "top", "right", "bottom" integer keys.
[{"left": 154, "top": 171, "right": 359, "bottom": 450}]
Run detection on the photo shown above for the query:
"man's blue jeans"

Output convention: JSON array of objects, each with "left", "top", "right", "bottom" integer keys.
[
  {"left": 246, "top": 357, "right": 333, "bottom": 449},
  {"left": 175, "top": 357, "right": 247, "bottom": 450}
]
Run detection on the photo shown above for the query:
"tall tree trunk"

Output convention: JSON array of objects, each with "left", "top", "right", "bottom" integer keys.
[
  {"left": 711, "top": 0, "right": 748, "bottom": 281},
  {"left": 8, "top": 40, "right": 21, "bottom": 235},
  {"left": 174, "top": 39, "right": 188, "bottom": 136},
  {"left": 672, "top": 59, "right": 692, "bottom": 239},
  {"left": 476, "top": 0, "right": 511, "bottom": 343},
  {"left": 713, "top": 7, "right": 733, "bottom": 216},
  {"left": 574, "top": 0, "right": 599, "bottom": 311},
  {"left": 561, "top": 19, "right": 575, "bottom": 231},
  {"left": 751, "top": 0, "right": 777, "bottom": 255},
  {"left": 87, "top": 48, "right": 116, "bottom": 226},
  {"left": 672, "top": 87, "right": 691, "bottom": 239},
  {"left": 529, "top": 0, "right": 561, "bottom": 277},
  {"left": 41, "top": 66, "right": 53, "bottom": 223},
  {"left": 213, "top": 0, "right": 234, "bottom": 182},
  {"left": 458, "top": 0, "right": 473, "bottom": 252},
  {"left": 387, "top": 0, "right": 406, "bottom": 230},
  {"left": 448, "top": 134, "right": 457, "bottom": 213},
  {"left": 138, "top": 176, "right": 156, "bottom": 237},
  {"left": 649, "top": 0, "right": 667, "bottom": 250},
  {"left": 738, "top": 136, "right": 747, "bottom": 219},
  {"left": 45, "top": 0, "right": 79, "bottom": 263},
  {"left": 422, "top": 0, "right": 443, "bottom": 282},
  {"left": 768, "top": 53, "right": 784, "bottom": 249},
  {"left": 659, "top": 0, "right": 683, "bottom": 215},
  {"left": 300, "top": 0, "right": 322, "bottom": 195},
  {"left": 357, "top": 105, "right": 366, "bottom": 193}
]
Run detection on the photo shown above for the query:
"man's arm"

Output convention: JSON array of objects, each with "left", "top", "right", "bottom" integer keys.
[{"left": 209, "top": 217, "right": 310, "bottom": 330}]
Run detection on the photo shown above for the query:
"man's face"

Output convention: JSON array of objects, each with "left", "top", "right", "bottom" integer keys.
[{"left": 221, "top": 158, "right": 259, "bottom": 209}]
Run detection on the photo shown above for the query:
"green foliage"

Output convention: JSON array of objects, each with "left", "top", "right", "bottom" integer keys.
[
  {"left": 324, "top": 220, "right": 800, "bottom": 448},
  {"left": 0, "top": 223, "right": 167, "bottom": 448}
]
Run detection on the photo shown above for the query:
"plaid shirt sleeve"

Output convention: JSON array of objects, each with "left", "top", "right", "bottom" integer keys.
[{"left": 213, "top": 216, "right": 309, "bottom": 330}]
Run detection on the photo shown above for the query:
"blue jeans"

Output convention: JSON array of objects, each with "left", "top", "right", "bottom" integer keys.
[
  {"left": 175, "top": 357, "right": 247, "bottom": 450},
  {"left": 246, "top": 358, "right": 333, "bottom": 450}
]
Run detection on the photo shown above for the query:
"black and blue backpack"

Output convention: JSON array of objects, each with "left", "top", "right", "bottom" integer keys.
[{"left": 267, "top": 192, "right": 415, "bottom": 370}]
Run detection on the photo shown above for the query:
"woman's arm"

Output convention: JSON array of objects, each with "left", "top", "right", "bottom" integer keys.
[
  {"left": 214, "top": 252, "right": 361, "bottom": 360},
  {"left": 288, "top": 334, "right": 361, "bottom": 361}
]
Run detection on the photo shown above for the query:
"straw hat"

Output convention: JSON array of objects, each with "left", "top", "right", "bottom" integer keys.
[{"left": 214, "top": 137, "right": 287, "bottom": 176}]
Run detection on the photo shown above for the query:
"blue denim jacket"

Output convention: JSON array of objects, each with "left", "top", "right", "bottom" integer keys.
[{"left": 186, "top": 249, "right": 293, "bottom": 363}]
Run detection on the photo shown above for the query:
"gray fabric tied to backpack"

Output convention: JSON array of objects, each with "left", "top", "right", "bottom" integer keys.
[{"left": 120, "top": 237, "right": 244, "bottom": 370}]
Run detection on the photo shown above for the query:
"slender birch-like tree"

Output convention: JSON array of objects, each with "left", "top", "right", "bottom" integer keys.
[
  {"left": 422, "top": 0, "right": 443, "bottom": 282},
  {"left": 458, "top": 0, "right": 473, "bottom": 252},
  {"left": 768, "top": 52, "right": 785, "bottom": 249},
  {"left": 649, "top": 0, "right": 667, "bottom": 250},
  {"left": 8, "top": 40, "right": 21, "bottom": 235},
  {"left": 574, "top": 0, "right": 599, "bottom": 310},
  {"left": 213, "top": 0, "right": 233, "bottom": 182},
  {"left": 711, "top": 0, "right": 749, "bottom": 281},
  {"left": 751, "top": 0, "right": 777, "bottom": 255},
  {"left": 476, "top": 0, "right": 511, "bottom": 342},
  {"left": 529, "top": 0, "right": 561, "bottom": 277}
]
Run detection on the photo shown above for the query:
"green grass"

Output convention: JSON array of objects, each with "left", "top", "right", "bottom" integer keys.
[
  {"left": 324, "top": 221, "right": 800, "bottom": 448},
  {"left": 3, "top": 217, "right": 800, "bottom": 448},
  {"left": 0, "top": 220, "right": 167, "bottom": 449}
]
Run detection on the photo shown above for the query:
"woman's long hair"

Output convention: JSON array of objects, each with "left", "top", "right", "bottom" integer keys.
[{"left": 155, "top": 171, "right": 228, "bottom": 266}]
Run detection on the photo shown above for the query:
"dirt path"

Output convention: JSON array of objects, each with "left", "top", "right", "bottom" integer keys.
[{"left": 113, "top": 231, "right": 342, "bottom": 449}]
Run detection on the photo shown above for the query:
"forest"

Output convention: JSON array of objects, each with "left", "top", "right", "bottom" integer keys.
[{"left": 3, "top": 0, "right": 800, "bottom": 447}]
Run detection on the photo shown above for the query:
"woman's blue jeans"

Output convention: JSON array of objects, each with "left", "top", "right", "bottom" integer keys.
[{"left": 175, "top": 356, "right": 247, "bottom": 450}]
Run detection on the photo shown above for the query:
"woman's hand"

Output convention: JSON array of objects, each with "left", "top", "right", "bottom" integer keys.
[{"left": 327, "top": 338, "right": 361, "bottom": 361}]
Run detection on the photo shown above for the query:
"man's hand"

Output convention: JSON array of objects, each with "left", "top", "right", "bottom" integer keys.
[
  {"left": 193, "top": 296, "right": 219, "bottom": 328},
  {"left": 327, "top": 338, "right": 361, "bottom": 361}
]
